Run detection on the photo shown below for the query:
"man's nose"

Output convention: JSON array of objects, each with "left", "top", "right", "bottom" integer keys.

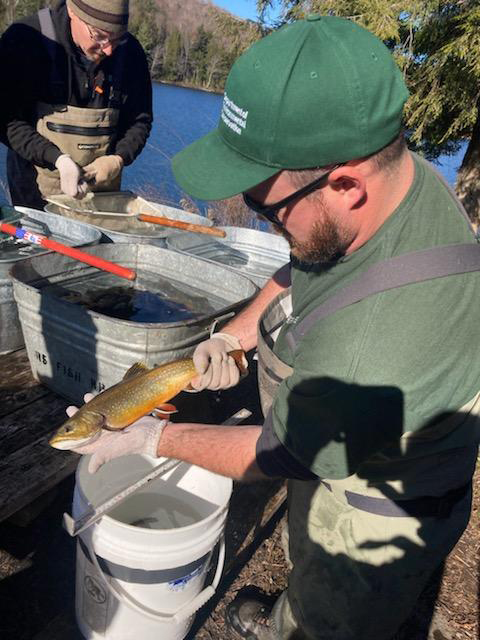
[{"left": 101, "top": 42, "right": 114, "bottom": 56}]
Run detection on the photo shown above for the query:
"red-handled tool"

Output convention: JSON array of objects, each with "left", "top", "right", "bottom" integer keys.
[{"left": 0, "top": 222, "right": 136, "bottom": 281}]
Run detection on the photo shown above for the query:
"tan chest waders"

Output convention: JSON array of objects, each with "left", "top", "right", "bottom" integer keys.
[{"left": 35, "top": 103, "right": 121, "bottom": 197}]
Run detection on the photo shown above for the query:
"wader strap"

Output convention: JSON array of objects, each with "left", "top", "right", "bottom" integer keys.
[
  {"left": 287, "top": 243, "right": 480, "bottom": 352},
  {"left": 257, "top": 289, "right": 294, "bottom": 416},
  {"left": 38, "top": 7, "right": 56, "bottom": 41},
  {"left": 320, "top": 480, "right": 471, "bottom": 518},
  {"left": 38, "top": 8, "right": 64, "bottom": 103}
]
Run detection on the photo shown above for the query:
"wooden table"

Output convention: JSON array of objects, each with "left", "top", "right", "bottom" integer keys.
[{"left": 0, "top": 348, "right": 78, "bottom": 523}]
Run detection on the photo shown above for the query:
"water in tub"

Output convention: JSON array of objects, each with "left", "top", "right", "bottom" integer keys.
[{"left": 44, "top": 272, "right": 223, "bottom": 322}]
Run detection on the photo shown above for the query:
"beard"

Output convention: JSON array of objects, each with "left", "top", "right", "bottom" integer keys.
[{"left": 280, "top": 210, "right": 351, "bottom": 265}]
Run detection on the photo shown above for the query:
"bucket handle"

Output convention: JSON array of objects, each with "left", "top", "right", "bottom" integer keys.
[{"left": 86, "top": 535, "right": 226, "bottom": 624}]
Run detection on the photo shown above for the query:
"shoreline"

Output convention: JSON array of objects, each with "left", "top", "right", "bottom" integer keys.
[{"left": 154, "top": 79, "right": 223, "bottom": 96}]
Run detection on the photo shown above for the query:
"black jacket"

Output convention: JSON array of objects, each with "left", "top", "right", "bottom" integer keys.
[{"left": 0, "top": 1, "right": 153, "bottom": 169}]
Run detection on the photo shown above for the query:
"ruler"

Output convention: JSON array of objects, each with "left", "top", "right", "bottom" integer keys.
[{"left": 63, "top": 408, "right": 252, "bottom": 537}]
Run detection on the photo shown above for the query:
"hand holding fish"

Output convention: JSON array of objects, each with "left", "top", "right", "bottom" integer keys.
[
  {"left": 49, "top": 353, "right": 247, "bottom": 464},
  {"left": 66, "top": 395, "right": 167, "bottom": 473},
  {"left": 191, "top": 333, "right": 247, "bottom": 391}
]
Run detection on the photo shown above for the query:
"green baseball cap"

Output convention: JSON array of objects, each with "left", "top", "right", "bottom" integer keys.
[{"left": 172, "top": 15, "right": 409, "bottom": 201}]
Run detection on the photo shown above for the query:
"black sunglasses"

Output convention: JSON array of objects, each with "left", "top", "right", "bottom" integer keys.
[{"left": 243, "top": 164, "right": 343, "bottom": 227}]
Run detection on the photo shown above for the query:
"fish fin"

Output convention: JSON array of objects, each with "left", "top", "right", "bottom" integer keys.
[
  {"left": 123, "top": 362, "right": 150, "bottom": 380},
  {"left": 152, "top": 404, "right": 177, "bottom": 419},
  {"left": 227, "top": 349, "right": 248, "bottom": 376}
]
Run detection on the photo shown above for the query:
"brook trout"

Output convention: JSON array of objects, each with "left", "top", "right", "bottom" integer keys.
[{"left": 49, "top": 350, "right": 246, "bottom": 450}]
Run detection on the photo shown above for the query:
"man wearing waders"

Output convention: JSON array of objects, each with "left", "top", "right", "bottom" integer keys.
[
  {"left": 0, "top": 0, "right": 152, "bottom": 209},
  {"left": 67, "top": 16, "right": 480, "bottom": 640}
]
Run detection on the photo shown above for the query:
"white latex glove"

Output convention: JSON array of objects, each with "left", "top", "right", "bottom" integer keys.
[
  {"left": 54, "top": 154, "right": 85, "bottom": 198},
  {"left": 191, "top": 332, "right": 246, "bottom": 391},
  {"left": 82, "top": 155, "right": 124, "bottom": 187},
  {"left": 66, "top": 394, "right": 167, "bottom": 473}
]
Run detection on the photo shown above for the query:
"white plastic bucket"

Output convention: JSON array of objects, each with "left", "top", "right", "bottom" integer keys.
[{"left": 73, "top": 454, "right": 233, "bottom": 640}]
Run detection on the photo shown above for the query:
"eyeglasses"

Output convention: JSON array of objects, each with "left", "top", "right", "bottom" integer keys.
[
  {"left": 243, "top": 164, "right": 343, "bottom": 228},
  {"left": 85, "top": 22, "right": 127, "bottom": 47}
]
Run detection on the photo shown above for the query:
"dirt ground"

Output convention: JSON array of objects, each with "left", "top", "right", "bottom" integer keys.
[{"left": 0, "top": 365, "right": 478, "bottom": 639}]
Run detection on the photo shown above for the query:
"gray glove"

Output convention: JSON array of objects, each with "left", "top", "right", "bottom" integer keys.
[
  {"left": 54, "top": 154, "right": 88, "bottom": 199},
  {"left": 191, "top": 332, "right": 246, "bottom": 391}
]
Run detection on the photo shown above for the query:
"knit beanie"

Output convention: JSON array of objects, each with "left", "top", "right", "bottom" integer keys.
[{"left": 66, "top": 0, "right": 129, "bottom": 33}]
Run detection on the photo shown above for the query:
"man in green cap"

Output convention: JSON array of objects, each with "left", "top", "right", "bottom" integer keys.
[
  {"left": 65, "top": 16, "right": 480, "bottom": 640},
  {"left": 0, "top": 0, "right": 152, "bottom": 209}
]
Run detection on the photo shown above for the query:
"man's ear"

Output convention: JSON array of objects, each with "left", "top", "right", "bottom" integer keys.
[{"left": 328, "top": 166, "right": 366, "bottom": 210}]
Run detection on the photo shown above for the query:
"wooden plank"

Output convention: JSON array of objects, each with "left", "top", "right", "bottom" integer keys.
[
  {"left": 0, "top": 436, "right": 78, "bottom": 522},
  {"left": 0, "top": 392, "right": 70, "bottom": 457},
  {"left": 0, "top": 349, "right": 78, "bottom": 523},
  {"left": 0, "top": 349, "right": 50, "bottom": 419},
  {"left": 0, "top": 349, "right": 32, "bottom": 384}
]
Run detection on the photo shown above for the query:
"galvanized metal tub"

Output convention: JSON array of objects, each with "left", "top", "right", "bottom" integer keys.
[
  {"left": 44, "top": 191, "right": 212, "bottom": 246},
  {"left": 166, "top": 226, "right": 290, "bottom": 286},
  {"left": 0, "top": 206, "right": 101, "bottom": 355},
  {"left": 10, "top": 243, "right": 258, "bottom": 403}
]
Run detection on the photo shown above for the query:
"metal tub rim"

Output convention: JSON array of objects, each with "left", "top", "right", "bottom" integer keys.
[
  {"left": 166, "top": 225, "right": 290, "bottom": 285},
  {"left": 0, "top": 206, "right": 102, "bottom": 264},
  {"left": 10, "top": 242, "right": 258, "bottom": 329},
  {"left": 44, "top": 195, "right": 212, "bottom": 243}
]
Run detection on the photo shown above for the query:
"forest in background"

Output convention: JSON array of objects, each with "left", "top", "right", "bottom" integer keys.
[
  {"left": 0, "top": 0, "right": 263, "bottom": 92},
  {"left": 130, "top": 0, "right": 263, "bottom": 91}
]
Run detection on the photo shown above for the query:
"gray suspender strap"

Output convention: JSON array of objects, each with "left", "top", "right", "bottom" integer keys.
[
  {"left": 38, "top": 8, "right": 64, "bottom": 103},
  {"left": 38, "top": 7, "right": 57, "bottom": 42},
  {"left": 286, "top": 243, "right": 480, "bottom": 352}
]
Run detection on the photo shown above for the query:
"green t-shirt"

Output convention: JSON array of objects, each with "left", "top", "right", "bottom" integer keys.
[{"left": 271, "top": 153, "right": 480, "bottom": 479}]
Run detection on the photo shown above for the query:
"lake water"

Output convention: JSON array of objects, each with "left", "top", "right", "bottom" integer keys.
[{"left": 0, "top": 82, "right": 468, "bottom": 210}]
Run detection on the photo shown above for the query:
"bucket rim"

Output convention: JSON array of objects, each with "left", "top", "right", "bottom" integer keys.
[{"left": 75, "top": 456, "right": 233, "bottom": 536}]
